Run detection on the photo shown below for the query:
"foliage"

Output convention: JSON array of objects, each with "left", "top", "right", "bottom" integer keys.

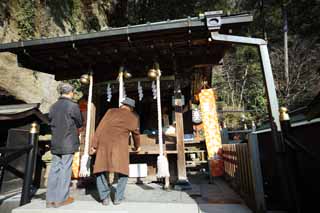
[
  {"left": 1, "top": 0, "right": 319, "bottom": 124},
  {"left": 65, "top": 79, "right": 83, "bottom": 101},
  {"left": 270, "top": 36, "right": 320, "bottom": 109},
  {"left": 286, "top": 0, "right": 320, "bottom": 39},
  {"left": 210, "top": 0, "right": 320, "bottom": 126},
  {"left": 16, "top": 0, "right": 36, "bottom": 39},
  {"left": 44, "top": 0, "right": 107, "bottom": 33},
  {"left": 126, "top": 0, "right": 239, "bottom": 26},
  {"left": 212, "top": 46, "right": 267, "bottom": 125},
  {"left": 70, "top": 0, "right": 82, "bottom": 33},
  {"left": 0, "top": 2, "right": 9, "bottom": 27}
]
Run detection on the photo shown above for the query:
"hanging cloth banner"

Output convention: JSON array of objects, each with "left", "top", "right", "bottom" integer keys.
[{"left": 199, "top": 88, "right": 222, "bottom": 159}]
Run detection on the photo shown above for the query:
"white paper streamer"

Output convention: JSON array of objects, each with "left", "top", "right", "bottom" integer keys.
[
  {"left": 106, "top": 83, "right": 112, "bottom": 102},
  {"left": 123, "top": 83, "right": 127, "bottom": 99},
  {"left": 152, "top": 81, "right": 157, "bottom": 100},
  {"left": 138, "top": 81, "right": 143, "bottom": 101}
]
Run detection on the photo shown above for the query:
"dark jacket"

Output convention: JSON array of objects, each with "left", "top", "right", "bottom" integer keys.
[{"left": 49, "top": 96, "right": 83, "bottom": 155}]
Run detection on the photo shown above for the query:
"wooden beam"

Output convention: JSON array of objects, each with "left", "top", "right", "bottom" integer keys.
[
  {"left": 174, "top": 78, "right": 187, "bottom": 180},
  {"left": 248, "top": 133, "right": 266, "bottom": 212}
]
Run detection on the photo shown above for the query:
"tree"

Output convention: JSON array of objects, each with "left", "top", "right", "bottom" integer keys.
[
  {"left": 212, "top": 46, "right": 268, "bottom": 126},
  {"left": 270, "top": 37, "right": 320, "bottom": 109}
]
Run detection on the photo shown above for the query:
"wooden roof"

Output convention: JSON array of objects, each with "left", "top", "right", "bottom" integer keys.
[
  {"left": 0, "top": 12, "right": 252, "bottom": 82},
  {"left": 0, "top": 103, "right": 48, "bottom": 123}
]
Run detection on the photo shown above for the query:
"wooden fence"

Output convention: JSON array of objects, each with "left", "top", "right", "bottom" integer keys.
[{"left": 222, "top": 134, "right": 266, "bottom": 213}]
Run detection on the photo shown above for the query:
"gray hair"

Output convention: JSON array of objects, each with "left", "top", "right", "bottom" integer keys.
[{"left": 58, "top": 83, "right": 74, "bottom": 95}]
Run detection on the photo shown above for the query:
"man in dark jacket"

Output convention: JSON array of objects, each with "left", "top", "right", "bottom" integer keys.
[{"left": 46, "top": 83, "right": 83, "bottom": 208}]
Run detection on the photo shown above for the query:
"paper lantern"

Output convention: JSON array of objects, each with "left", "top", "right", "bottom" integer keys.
[{"left": 192, "top": 107, "right": 202, "bottom": 124}]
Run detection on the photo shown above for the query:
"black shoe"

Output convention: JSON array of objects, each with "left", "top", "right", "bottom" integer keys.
[{"left": 102, "top": 198, "right": 110, "bottom": 206}]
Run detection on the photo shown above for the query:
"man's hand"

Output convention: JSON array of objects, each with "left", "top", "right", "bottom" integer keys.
[
  {"left": 132, "top": 146, "right": 141, "bottom": 153},
  {"left": 90, "top": 147, "right": 97, "bottom": 155},
  {"left": 78, "top": 127, "right": 84, "bottom": 134}
]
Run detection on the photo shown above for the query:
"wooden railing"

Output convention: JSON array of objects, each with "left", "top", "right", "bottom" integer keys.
[
  {"left": 222, "top": 134, "right": 266, "bottom": 213},
  {"left": 0, "top": 123, "right": 39, "bottom": 206}
]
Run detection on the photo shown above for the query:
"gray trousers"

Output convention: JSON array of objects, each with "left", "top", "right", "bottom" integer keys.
[
  {"left": 96, "top": 172, "right": 128, "bottom": 202},
  {"left": 46, "top": 154, "right": 73, "bottom": 202}
]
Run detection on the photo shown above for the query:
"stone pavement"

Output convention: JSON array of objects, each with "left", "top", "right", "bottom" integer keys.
[
  {"left": 3, "top": 176, "right": 252, "bottom": 213},
  {"left": 12, "top": 201, "right": 251, "bottom": 213}
]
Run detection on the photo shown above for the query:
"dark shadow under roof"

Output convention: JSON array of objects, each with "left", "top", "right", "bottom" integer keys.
[{"left": 0, "top": 12, "right": 252, "bottom": 82}]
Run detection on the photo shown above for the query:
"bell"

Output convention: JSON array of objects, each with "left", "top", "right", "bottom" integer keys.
[
  {"left": 148, "top": 68, "right": 158, "bottom": 79},
  {"left": 123, "top": 71, "right": 132, "bottom": 79},
  {"left": 80, "top": 74, "right": 90, "bottom": 85}
]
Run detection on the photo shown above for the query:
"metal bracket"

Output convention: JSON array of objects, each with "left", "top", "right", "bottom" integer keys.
[{"left": 205, "top": 11, "right": 223, "bottom": 31}]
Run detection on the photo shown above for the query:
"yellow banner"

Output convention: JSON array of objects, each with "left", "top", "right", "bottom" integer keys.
[{"left": 199, "top": 89, "right": 222, "bottom": 159}]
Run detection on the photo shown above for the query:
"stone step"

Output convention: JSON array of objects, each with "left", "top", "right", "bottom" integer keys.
[
  {"left": 13, "top": 201, "right": 197, "bottom": 213},
  {"left": 12, "top": 200, "right": 252, "bottom": 213}
]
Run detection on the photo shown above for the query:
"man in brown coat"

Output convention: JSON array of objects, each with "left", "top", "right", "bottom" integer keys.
[{"left": 90, "top": 97, "right": 140, "bottom": 205}]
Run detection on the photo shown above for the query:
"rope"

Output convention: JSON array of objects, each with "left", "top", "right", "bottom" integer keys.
[
  {"left": 156, "top": 74, "right": 164, "bottom": 156},
  {"left": 84, "top": 74, "right": 93, "bottom": 157},
  {"left": 119, "top": 70, "right": 124, "bottom": 106},
  {"left": 79, "top": 73, "right": 93, "bottom": 177}
]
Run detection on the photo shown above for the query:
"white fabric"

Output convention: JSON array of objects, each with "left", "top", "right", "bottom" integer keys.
[
  {"left": 156, "top": 73, "right": 170, "bottom": 178},
  {"left": 79, "top": 74, "right": 93, "bottom": 177}
]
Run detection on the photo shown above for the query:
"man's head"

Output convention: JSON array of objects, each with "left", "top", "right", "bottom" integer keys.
[
  {"left": 58, "top": 83, "right": 74, "bottom": 99},
  {"left": 120, "top": 97, "right": 135, "bottom": 111}
]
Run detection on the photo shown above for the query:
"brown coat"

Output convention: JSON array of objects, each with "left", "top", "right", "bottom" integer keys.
[{"left": 92, "top": 108, "right": 140, "bottom": 175}]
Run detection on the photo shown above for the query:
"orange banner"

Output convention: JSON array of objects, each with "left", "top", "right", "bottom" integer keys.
[{"left": 199, "top": 89, "right": 222, "bottom": 159}]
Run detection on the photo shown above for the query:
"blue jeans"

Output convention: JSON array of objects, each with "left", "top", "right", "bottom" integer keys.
[
  {"left": 96, "top": 172, "right": 128, "bottom": 202},
  {"left": 46, "top": 154, "right": 73, "bottom": 202}
]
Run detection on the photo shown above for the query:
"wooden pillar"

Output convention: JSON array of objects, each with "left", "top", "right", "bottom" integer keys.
[
  {"left": 248, "top": 133, "right": 266, "bottom": 213},
  {"left": 174, "top": 79, "right": 187, "bottom": 180},
  {"left": 92, "top": 87, "right": 99, "bottom": 123}
]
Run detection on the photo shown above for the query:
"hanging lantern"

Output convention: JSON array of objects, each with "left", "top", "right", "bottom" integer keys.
[{"left": 192, "top": 105, "right": 202, "bottom": 124}]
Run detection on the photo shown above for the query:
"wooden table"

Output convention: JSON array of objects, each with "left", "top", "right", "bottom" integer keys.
[{"left": 129, "top": 134, "right": 178, "bottom": 184}]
